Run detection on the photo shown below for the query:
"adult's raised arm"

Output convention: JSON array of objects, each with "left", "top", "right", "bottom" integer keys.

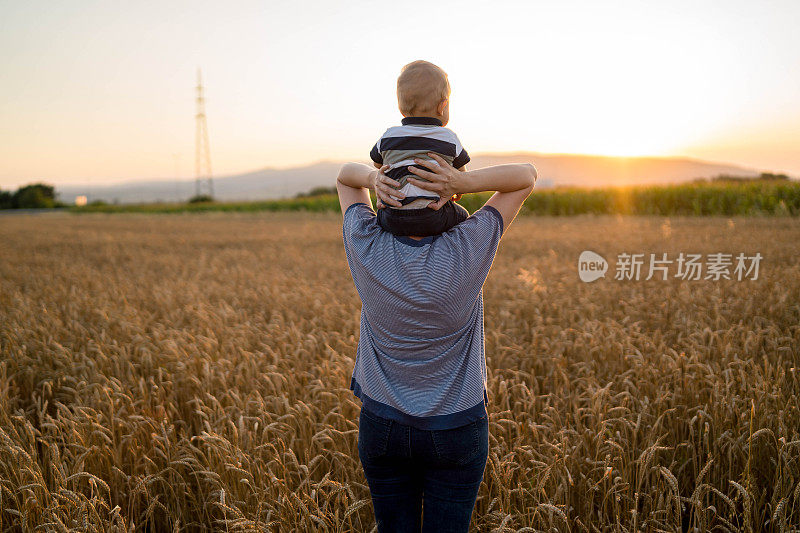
[
  {"left": 404, "top": 153, "right": 537, "bottom": 231},
  {"left": 336, "top": 162, "right": 402, "bottom": 214}
]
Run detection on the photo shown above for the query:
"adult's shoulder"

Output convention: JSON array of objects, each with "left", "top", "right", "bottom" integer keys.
[
  {"left": 428, "top": 205, "right": 505, "bottom": 301},
  {"left": 344, "top": 202, "right": 377, "bottom": 230},
  {"left": 342, "top": 203, "right": 389, "bottom": 276},
  {"left": 434, "top": 205, "right": 504, "bottom": 260},
  {"left": 448, "top": 205, "right": 504, "bottom": 237},
  {"left": 473, "top": 204, "right": 504, "bottom": 233},
  {"left": 344, "top": 201, "right": 373, "bottom": 218},
  {"left": 343, "top": 202, "right": 382, "bottom": 245}
]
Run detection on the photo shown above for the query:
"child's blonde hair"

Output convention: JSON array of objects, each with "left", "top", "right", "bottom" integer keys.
[{"left": 396, "top": 60, "right": 450, "bottom": 116}]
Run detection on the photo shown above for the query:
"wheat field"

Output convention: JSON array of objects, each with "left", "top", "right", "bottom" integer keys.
[{"left": 0, "top": 211, "right": 798, "bottom": 532}]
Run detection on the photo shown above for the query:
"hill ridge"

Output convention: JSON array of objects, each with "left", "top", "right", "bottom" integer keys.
[{"left": 56, "top": 152, "right": 770, "bottom": 204}]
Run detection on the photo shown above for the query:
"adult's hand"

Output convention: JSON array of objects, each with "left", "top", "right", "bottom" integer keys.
[
  {"left": 406, "top": 153, "right": 468, "bottom": 210},
  {"left": 372, "top": 165, "right": 405, "bottom": 209}
]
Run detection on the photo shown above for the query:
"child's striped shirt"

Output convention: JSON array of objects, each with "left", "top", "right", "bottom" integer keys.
[{"left": 370, "top": 117, "right": 470, "bottom": 208}]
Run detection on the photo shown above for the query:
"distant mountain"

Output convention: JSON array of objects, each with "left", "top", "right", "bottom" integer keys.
[
  {"left": 56, "top": 153, "right": 766, "bottom": 204},
  {"left": 468, "top": 153, "right": 762, "bottom": 188},
  {"left": 57, "top": 161, "right": 343, "bottom": 204}
]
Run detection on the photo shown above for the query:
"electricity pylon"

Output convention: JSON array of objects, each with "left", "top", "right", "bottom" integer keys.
[{"left": 194, "top": 68, "right": 213, "bottom": 198}]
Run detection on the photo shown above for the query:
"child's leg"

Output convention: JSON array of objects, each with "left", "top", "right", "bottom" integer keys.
[
  {"left": 414, "top": 201, "right": 467, "bottom": 235},
  {"left": 377, "top": 201, "right": 469, "bottom": 237},
  {"left": 451, "top": 201, "right": 469, "bottom": 224}
]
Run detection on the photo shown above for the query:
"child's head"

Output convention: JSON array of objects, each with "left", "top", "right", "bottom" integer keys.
[{"left": 397, "top": 60, "right": 450, "bottom": 126}]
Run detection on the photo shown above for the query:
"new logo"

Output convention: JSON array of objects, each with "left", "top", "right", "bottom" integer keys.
[{"left": 578, "top": 251, "right": 608, "bottom": 282}]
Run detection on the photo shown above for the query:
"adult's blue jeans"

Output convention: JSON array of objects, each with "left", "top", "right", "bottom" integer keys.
[{"left": 357, "top": 406, "right": 490, "bottom": 532}]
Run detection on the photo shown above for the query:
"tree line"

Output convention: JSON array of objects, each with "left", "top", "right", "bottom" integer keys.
[{"left": 0, "top": 183, "right": 65, "bottom": 209}]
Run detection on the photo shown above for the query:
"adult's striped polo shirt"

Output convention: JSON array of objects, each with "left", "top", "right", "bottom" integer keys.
[
  {"left": 342, "top": 201, "right": 504, "bottom": 430},
  {"left": 370, "top": 117, "right": 470, "bottom": 208}
]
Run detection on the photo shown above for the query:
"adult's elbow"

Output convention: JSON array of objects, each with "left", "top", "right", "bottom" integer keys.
[
  {"left": 336, "top": 163, "right": 352, "bottom": 184},
  {"left": 526, "top": 163, "right": 538, "bottom": 186},
  {"left": 520, "top": 163, "right": 537, "bottom": 189}
]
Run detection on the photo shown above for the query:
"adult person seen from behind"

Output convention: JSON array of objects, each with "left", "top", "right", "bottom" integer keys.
[{"left": 337, "top": 147, "right": 537, "bottom": 531}]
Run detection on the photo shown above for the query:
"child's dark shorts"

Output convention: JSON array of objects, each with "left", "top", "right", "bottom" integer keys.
[{"left": 377, "top": 200, "right": 469, "bottom": 237}]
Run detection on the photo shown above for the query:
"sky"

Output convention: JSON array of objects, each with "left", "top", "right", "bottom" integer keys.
[{"left": 1, "top": 0, "right": 799, "bottom": 188}]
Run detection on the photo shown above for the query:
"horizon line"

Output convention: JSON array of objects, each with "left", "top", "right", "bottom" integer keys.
[{"left": 35, "top": 150, "right": 792, "bottom": 190}]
